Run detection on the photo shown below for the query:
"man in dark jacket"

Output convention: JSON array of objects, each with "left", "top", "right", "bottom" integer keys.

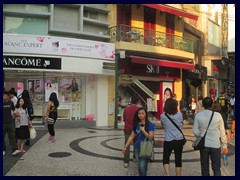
[{"left": 3, "top": 91, "right": 20, "bottom": 156}]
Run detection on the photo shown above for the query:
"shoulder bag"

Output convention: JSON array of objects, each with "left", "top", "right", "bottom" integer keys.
[
  {"left": 139, "top": 124, "right": 154, "bottom": 159},
  {"left": 192, "top": 111, "right": 214, "bottom": 151},
  {"left": 140, "top": 138, "right": 153, "bottom": 159},
  {"left": 165, "top": 113, "right": 187, "bottom": 145},
  {"left": 46, "top": 111, "right": 55, "bottom": 125}
]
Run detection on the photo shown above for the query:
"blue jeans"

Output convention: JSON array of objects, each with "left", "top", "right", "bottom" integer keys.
[
  {"left": 135, "top": 148, "right": 149, "bottom": 176},
  {"left": 200, "top": 147, "right": 221, "bottom": 176}
]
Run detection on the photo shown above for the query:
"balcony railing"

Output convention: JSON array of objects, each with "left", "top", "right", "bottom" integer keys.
[{"left": 108, "top": 24, "right": 193, "bottom": 53}]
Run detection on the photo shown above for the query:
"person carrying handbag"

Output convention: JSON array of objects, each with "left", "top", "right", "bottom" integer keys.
[
  {"left": 193, "top": 97, "right": 228, "bottom": 176},
  {"left": 122, "top": 107, "right": 154, "bottom": 176},
  {"left": 45, "top": 92, "right": 59, "bottom": 143},
  {"left": 160, "top": 98, "right": 185, "bottom": 176}
]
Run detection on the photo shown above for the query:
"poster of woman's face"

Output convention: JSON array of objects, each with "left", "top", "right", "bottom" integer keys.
[
  {"left": 162, "top": 82, "right": 173, "bottom": 101},
  {"left": 28, "top": 80, "right": 34, "bottom": 93},
  {"left": 34, "top": 79, "right": 44, "bottom": 93},
  {"left": 28, "top": 79, "right": 44, "bottom": 93}
]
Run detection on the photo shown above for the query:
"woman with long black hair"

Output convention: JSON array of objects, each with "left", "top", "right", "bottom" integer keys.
[
  {"left": 21, "top": 89, "right": 34, "bottom": 145},
  {"left": 122, "top": 107, "right": 154, "bottom": 176},
  {"left": 45, "top": 92, "right": 59, "bottom": 143}
]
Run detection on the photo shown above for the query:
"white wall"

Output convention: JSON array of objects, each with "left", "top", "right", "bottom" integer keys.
[
  {"left": 85, "top": 75, "right": 109, "bottom": 126},
  {"left": 228, "top": 4, "right": 235, "bottom": 52},
  {"left": 62, "top": 56, "right": 115, "bottom": 75},
  {"left": 85, "top": 75, "right": 98, "bottom": 121},
  {"left": 96, "top": 75, "right": 108, "bottom": 126}
]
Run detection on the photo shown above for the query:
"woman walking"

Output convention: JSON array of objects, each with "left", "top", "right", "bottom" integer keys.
[
  {"left": 122, "top": 107, "right": 154, "bottom": 176},
  {"left": 45, "top": 92, "right": 59, "bottom": 143},
  {"left": 190, "top": 96, "right": 197, "bottom": 121},
  {"left": 14, "top": 98, "right": 32, "bottom": 152},
  {"left": 160, "top": 98, "right": 185, "bottom": 176}
]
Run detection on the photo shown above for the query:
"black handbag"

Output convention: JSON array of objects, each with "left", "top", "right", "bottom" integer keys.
[
  {"left": 192, "top": 111, "right": 214, "bottom": 151},
  {"left": 165, "top": 113, "right": 187, "bottom": 145}
]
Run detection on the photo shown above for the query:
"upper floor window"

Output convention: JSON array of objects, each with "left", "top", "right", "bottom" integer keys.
[
  {"left": 4, "top": 4, "right": 49, "bottom": 12},
  {"left": 84, "top": 10, "right": 98, "bottom": 20},
  {"left": 4, "top": 16, "right": 47, "bottom": 35},
  {"left": 53, "top": 5, "right": 79, "bottom": 31}
]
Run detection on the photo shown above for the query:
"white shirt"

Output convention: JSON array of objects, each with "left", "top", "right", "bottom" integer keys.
[
  {"left": 193, "top": 110, "right": 227, "bottom": 149},
  {"left": 230, "top": 97, "right": 235, "bottom": 106},
  {"left": 11, "top": 96, "right": 18, "bottom": 107},
  {"left": 191, "top": 102, "right": 197, "bottom": 110}
]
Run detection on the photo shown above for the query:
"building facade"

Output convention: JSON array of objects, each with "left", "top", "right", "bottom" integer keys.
[
  {"left": 3, "top": 4, "right": 116, "bottom": 127},
  {"left": 107, "top": 4, "right": 199, "bottom": 121}
]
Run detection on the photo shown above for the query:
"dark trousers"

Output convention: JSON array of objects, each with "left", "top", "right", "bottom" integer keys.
[
  {"left": 181, "top": 111, "right": 187, "bottom": 120},
  {"left": 192, "top": 110, "right": 196, "bottom": 121},
  {"left": 3, "top": 123, "right": 18, "bottom": 152},
  {"left": 48, "top": 120, "right": 56, "bottom": 136},
  {"left": 163, "top": 140, "right": 184, "bottom": 167},
  {"left": 200, "top": 147, "right": 221, "bottom": 176},
  {"left": 124, "top": 130, "right": 135, "bottom": 163}
]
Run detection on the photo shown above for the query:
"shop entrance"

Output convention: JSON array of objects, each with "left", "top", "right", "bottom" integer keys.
[{"left": 4, "top": 70, "right": 85, "bottom": 121}]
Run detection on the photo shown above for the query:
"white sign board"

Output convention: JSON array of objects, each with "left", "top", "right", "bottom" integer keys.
[{"left": 3, "top": 34, "right": 115, "bottom": 60}]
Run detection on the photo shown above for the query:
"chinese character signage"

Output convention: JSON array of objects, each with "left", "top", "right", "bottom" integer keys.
[{"left": 3, "top": 34, "right": 115, "bottom": 60}]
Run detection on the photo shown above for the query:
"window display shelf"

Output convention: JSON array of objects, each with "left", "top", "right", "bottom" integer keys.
[{"left": 32, "top": 102, "right": 81, "bottom": 120}]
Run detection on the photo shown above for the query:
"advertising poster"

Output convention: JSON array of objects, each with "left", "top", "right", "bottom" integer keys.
[
  {"left": 4, "top": 34, "right": 115, "bottom": 60},
  {"left": 17, "top": 82, "right": 24, "bottom": 97},
  {"left": 45, "top": 83, "right": 58, "bottom": 102},
  {"left": 34, "top": 79, "right": 44, "bottom": 93},
  {"left": 162, "top": 82, "right": 173, "bottom": 101},
  {"left": 27, "top": 79, "right": 44, "bottom": 93},
  {"left": 162, "top": 82, "right": 173, "bottom": 112},
  {"left": 59, "top": 78, "right": 80, "bottom": 93}
]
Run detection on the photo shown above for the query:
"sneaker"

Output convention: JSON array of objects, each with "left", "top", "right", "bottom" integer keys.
[
  {"left": 133, "top": 158, "right": 137, "bottom": 163},
  {"left": 3, "top": 151, "right": 5, "bottom": 156},
  {"left": 124, "top": 163, "right": 129, "bottom": 168},
  {"left": 21, "top": 149, "right": 26, "bottom": 153},
  {"left": 12, "top": 150, "right": 21, "bottom": 156}
]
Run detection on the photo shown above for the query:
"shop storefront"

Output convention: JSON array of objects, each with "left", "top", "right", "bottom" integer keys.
[
  {"left": 206, "top": 60, "right": 227, "bottom": 98},
  {"left": 117, "top": 55, "right": 195, "bottom": 121},
  {"left": 3, "top": 34, "right": 115, "bottom": 127}
]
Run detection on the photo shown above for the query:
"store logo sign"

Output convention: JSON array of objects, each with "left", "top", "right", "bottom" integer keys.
[
  {"left": 146, "top": 64, "right": 160, "bottom": 74},
  {"left": 3, "top": 56, "right": 61, "bottom": 70}
]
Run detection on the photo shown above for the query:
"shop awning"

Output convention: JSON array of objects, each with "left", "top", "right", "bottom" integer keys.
[
  {"left": 131, "top": 56, "right": 195, "bottom": 70},
  {"left": 143, "top": 4, "right": 198, "bottom": 21}
]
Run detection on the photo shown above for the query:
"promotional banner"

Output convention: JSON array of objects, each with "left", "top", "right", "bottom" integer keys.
[
  {"left": 17, "top": 82, "right": 24, "bottom": 97},
  {"left": 45, "top": 83, "right": 58, "bottom": 102},
  {"left": 3, "top": 34, "right": 115, "bottom": 60}
]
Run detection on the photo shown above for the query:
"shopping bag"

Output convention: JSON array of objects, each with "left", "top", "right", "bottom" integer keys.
[
  {"left": 140, "top": 140, "right": 153, "bottom": 159},
  {"left": 29, "top": 127, "right": 37, "bottom": 139}
]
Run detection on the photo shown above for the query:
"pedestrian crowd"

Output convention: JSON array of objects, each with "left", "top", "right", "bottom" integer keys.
[
  {"left": 122, "top": 88, "right": 235, "bottom": 176},
  {"left": 3, "top": 88, "right": 59, "bottom": 157},
  {"left": 3, "top": 87, "right": 234, "bottom": 176}
]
